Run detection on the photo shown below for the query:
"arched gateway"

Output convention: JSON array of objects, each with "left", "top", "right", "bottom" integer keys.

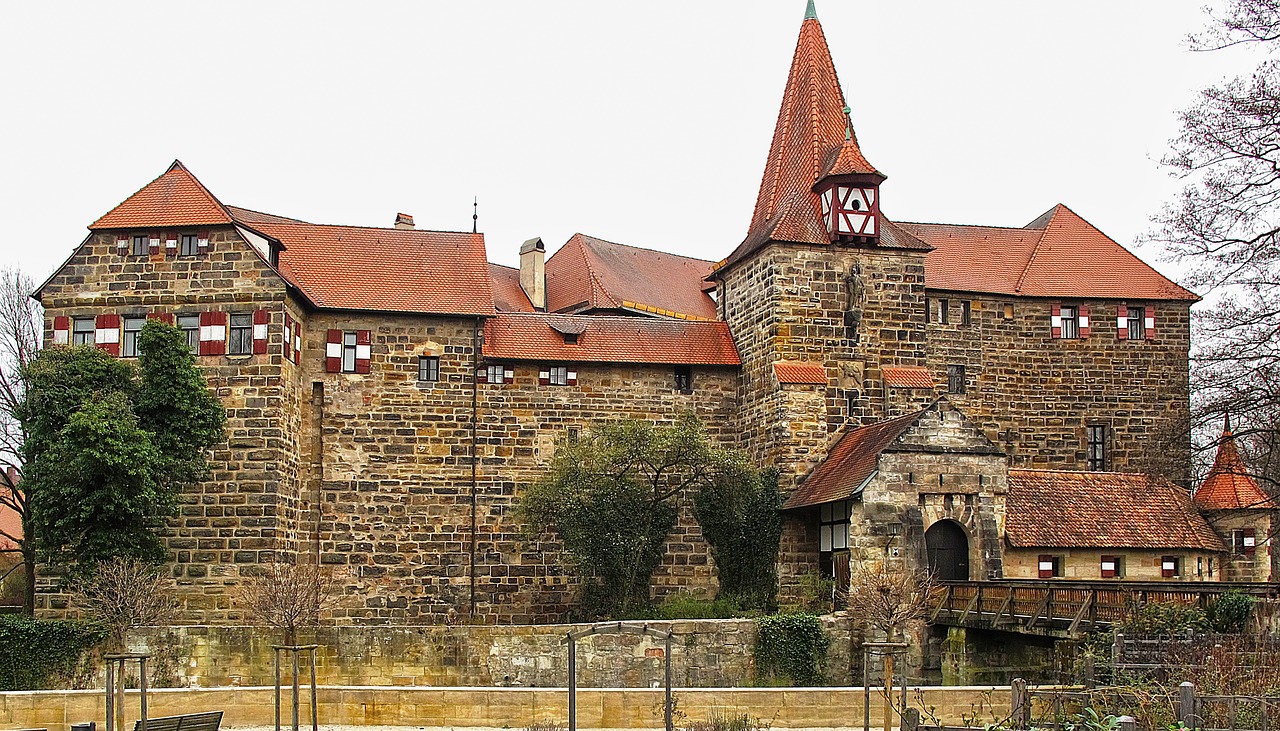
[{"left": 925, "top": 520, "right": 970, "bottom": 581}]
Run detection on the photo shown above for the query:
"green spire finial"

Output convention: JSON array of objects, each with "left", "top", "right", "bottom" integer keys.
[
  {"left": 805, "top": 0, "right": 818, "bottom": 20},
  {"left": 843, "top": 104, "right": 852, "bottom": 141}
]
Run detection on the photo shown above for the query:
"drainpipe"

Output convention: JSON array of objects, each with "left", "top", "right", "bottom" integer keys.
[{"left": 470, "top": 318, "right": 481, "bottom": 616}]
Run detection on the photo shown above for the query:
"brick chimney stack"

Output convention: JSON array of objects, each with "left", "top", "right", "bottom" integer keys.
[
  {"left": 520, "top": 237, "right": 546, "bottom": 311},
  {"left": 394, "top": 213, "right": 415, "bottom": 230}
]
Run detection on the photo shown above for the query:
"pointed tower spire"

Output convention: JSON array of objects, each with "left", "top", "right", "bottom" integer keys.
[
  {"left": 1195, "top": 416, "right": 1276, "bottom": 510},
  {"left": 741, "top": 7, "right": 883, "bottom": 252}
]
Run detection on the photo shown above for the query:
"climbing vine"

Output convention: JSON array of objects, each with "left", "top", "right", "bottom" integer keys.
[
  {"left": 693, "top": 467, "right": 782, "bottom": 610},
  {"left": 0, "top": 614, "right": 106, "bottom": 690},
  {"left": 753, "top": 612, "right": 829, "bottom": 686}
]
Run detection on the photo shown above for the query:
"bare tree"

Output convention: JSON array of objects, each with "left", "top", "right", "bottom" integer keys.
[
  {"left": 846, "top": 561, "right": 933, "bottom": 639},
  {"left": 75, "top": 557, "right": 175, "bottom": 650},
  {"left": 237, "top": 560, "right": 343, "bottom": 645},
  {"left": 0, "top": 268, "right": 42, "bottom": 614}
]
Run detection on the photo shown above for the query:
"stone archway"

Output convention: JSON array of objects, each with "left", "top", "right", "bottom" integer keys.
[{"left": 925, "top": 520, "right": 970, "bottom": 581}]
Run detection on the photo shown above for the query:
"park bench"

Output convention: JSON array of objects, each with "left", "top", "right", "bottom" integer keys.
[{"left": 131, "top": 711, "right": 223, "bottom": 731}]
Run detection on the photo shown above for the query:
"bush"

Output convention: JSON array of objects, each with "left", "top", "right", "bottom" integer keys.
[
  {"left": 684, "top": 712, "right": 770, "bottom": 731},
  {"left": 0, "top": 614, "right": 106, "bottom": 690},
  {"left": 753, "top": 613, "right": 829, "bottom": 686},
  {"left": 1116, "top": 601, "right": 1208, "bottom": 635},
  {"left": 1208, "top": 589, "right": 1255, "bottom": 633}
]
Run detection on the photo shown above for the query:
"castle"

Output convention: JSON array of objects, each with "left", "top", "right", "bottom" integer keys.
[{"left": 33, "top": 5, "right": 1271, "bottom": 623}]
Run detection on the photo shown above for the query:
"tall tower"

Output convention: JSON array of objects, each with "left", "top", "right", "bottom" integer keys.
[{"left": 712, "top": 2, "right": 931, "bottom": 486}]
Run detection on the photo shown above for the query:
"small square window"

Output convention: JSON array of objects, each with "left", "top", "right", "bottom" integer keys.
[
  {"left": 121, "top": 317, "right": 145, "bottom": 358},
  {"left": 72, "top": 317, "right": 95, "bottom": 346},
  {"left": 1059, "top": 305, "right": 1080, "bottom": 339},
  {"left": 1100, "top": 555, "right": 1125, "bottom": 579},
  {"left": 131, "top": 234, "right": 148, "bottom": 256},
  {"left": 180, "top": 234, "right": 199, "bottom": 256},
  {"left": 1161, "top": 555, "right": 1182, "bottom": 578},
  {"left": 228, "top": 314, "right": 254, "bottom": 355},
  {"left": 947, "top": 364, "right": 966, "bottom": 395},
  {"left": 1038, "top": 555, "right": 1062, "bottom": 578},
  {"left": 1086, "top": 424, "right": 1108, "bottom": 471},
  {"left": 1126, "top": 306, "right": 1145, "bottom": 340},
  {"left": 674, "top": 365, "right": 692, "bottom": 392},
  {"left": 961, "top": 301, "right": 971, "bottom": 326},
  {"left": 342, "top": 331, "right": 358, "bottom": 373},
  {"left": 486, "top": 364, "right": 507, "bottom": 384},
  {"left": 548, "top": 365, "right": 569, "bottom": 386},
  {"left": 178, "top": 315, "right": 200, "bottom": 354},
  {"left": 939, "top": 299, "right": 950, "bottom": 325},
  {"left": 418, "top": 356, "right": 440, "bottom": 382}
]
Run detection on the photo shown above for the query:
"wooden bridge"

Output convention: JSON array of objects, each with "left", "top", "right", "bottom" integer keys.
[{"left": 927, "top": 581, "right": 1280, "bottom": 638}]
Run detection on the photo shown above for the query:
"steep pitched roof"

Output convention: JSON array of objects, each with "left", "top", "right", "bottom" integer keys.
[
  {"left": 902, "top": 205, "right": 1199, "bottom": 301},
  {"left": 91, "top": 160, "right": 234, "bottom": 230},
  {"left": 545, "top": 234, "right": 717, "bottom": 320},
  {"left": 490, "top": 263, "right": 536, "bottom": 313},
  {"left": 783, "top": 410, "right": 923, "bottom": 510},
  {"left": 482, "top": 313, "right": 740, "bottom": 366},
  {"left": 1195, "top": 418, "right": 1277, "bottom": 511},
  {"left": 1006, "top": 470, "right": 1225, "bottom": 551},
  {"left": 253, "top": 220, "right": 494, "bottom": 317}
]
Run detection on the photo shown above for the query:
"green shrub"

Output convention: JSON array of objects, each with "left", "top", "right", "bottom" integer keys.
[
  {"left": 753, "top": 613, "right": 829, "bottom": 686},
  {"left": 684, "top": 712, "right": 770, "bottom": 731},
  {"left": 1116, "top": 601, "right": 1208, "bottom": 635},
  {"left": 0, "top": 615, "right": 106, "bottom": 690},
  {"left": 1208, "top": 589, "right": 1255, "bottom": 633}
]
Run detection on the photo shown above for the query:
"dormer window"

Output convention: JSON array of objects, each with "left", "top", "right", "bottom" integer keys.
[{"left": 563, "top": 333, "right": 579, "bottom": 345}]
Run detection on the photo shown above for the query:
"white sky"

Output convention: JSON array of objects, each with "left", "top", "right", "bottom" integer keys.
[{"left": 0, "top": 1, "right": 1265, "bottom": 285}]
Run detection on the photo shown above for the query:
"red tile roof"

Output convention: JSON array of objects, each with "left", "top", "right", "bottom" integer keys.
[
  {"left": 490, "top": 263, "right": 535, "bottom": 313},
  {"left": 482, "top": 313, "right": 740, "bottom": 366},
  {"left": 783, "top": 410, "right": 923, "bottom": 510},
  {"left": 883, "top": 366, "right": 934, "bottom": 389},
  {"left": 255, "top": 221, "right": 495, "bottom": 317},
  {"left": 545, "top": 234, "right": 717, "bottom": 320},
  {"left": 1195, "top": 419, "right": 1276, "bottom": 511},
  {"left": 775, "top": 361, "right": 827, "bottom": 385},
  {"left": 91, "top": 160, "right": 234, "bottom": 230},
  {"left": 1006, "top": 469, "right": 1225, "bottom": 551},
  {"left": 902, "top": 205, "right": 1199, "bottom": 301}
]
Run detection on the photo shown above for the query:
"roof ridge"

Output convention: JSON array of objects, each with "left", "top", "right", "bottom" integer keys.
[
  {"left": 899, "top": 220, "right": 1040, "bottom": 232},
  {"left": 576, "top": 233, "right": 716, "bottom": 265},
  {"left": 1011, "top": 207, "right": 1057, "bottom": 294},
  {"left": 226, "top": 204, "right": 310, "bottom": 224},
  {"left": 257, "top": 220, "right": 480, "bottom": 236}
]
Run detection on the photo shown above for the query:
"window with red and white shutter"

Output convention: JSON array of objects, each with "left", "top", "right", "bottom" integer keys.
[
  {"left": 94, "top": 314, "right": 121, "bottom": 356},
  {"left": 148, "top": 232, "right": 161, "bottom": 256},
  {"left": 1051, "top": 305, "right": 1062, "bottom": 339},
  {"left": 199, "top": 312, "right": 227, "bottom": 356},
  {"left": 1078, "top": 304, "right": 1090, "bottom": 338},
  {"left": 1161, "top": 556, "right": 1180, "bottom": 578},
  {"left": 1100, "top": 555, "right": 1118, "bottom": 579},
  {"left": 116, "top": 233, "right": 129, "bottom": 254},
  {"left": 165, "top": 232, "right": 178, "bottom": 255},
  {"left": 325, "top": 330, "right": 342, "bottom": 372},
  {"left": 355, "top": 330, "right": 371, "bottom": 373},
  {"left": 283, "top": 314, "right": 295, "bottom": 363},
  {"left": 1145, "top": 305, "right": 1157, "bottom": 340},
  {"left": 253, "top": 310, "right": 269, "bottom": 354},
  {"left": 478, "top": 364, "right": 513, "bottom": 384},
  {"left": 52, "top": 316, "right": 70, "bottom": 345},
  {"left": 539, "top": 365, "right": 578, "bottom": 386},
  {"left": 1038, "top": 555, "right": 1058, "bottom": 579},
  {"left": 197, "top": 231, "right": 210, "bottom": 254},
  {"left": 1242, "top": 528, "right": 1257, "bottom": 555}
]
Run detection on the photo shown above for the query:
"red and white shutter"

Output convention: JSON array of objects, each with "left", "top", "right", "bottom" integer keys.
[
  {"left": 1038, "top": 555, "right": 1054, "bottom": 579},
  {"left": 200, "top": 311, "right": 226, "bottom": 356},
  {"left": 147, "top": 311, "right": 174, "bottom": 325},
  {"left": 476, "top": 366, "right": 489, "bottom": 384},
  {"left": 293, "top": 320, "right": 302, "bottom": 363},
  {"left": 95, "top": 313, "right": 121, "bottom": 356},
  {"left": 52, "top": 316, "right": 70, "bottom": 345},
  {"left": 197, "top": 230, "right": 210, "bottom": 254},
  {"left": 253, "top": 310, "right": 269, "bottom": 354},
  {"left": 1161, "top": 556, "right": 1177, "bottom": 578},
  {"left": 283, "top": 314, "right": 294, "bottom": 362},
  {"left": 1116, "top": 303, "right": 1128, "bottom": 340},
  {"left": 1145, "top": 305, "right": 1156, "bottom": 340},
  {"left": 165, "top": 232, "right": 178, "bottom": 254},
  {"left": 538, "top": 367, "right": 550, "bottom": 386},
  {"left": 1050, "top": 304, "right": 1062, "bottom": 339},
  {"left": 325, "top": 329, "right": 342, "bottom": 372},
  {"left": 355, "top": 330, "right": 371, "bottom": 373},
  {"left": 1100, "top": 556, "right": 1117, "bottom": 579},
  {"left": 1078, "top": 304, "right": 1091, "bottom": 339},
  {"left": 148, "top": 232, "right": 161, "bottom": 256},
  {"left": 567, "top": 369, "right": 578, "bottom": 386},
  {"left": 116, "top": 233, "right": 129, "bottom": 253},
  {"left": 503, "top": 366, "right": 514, "bottom": 383},
  {"left": 1243, "top": 528, "right": 1257, "bottom": 555}
]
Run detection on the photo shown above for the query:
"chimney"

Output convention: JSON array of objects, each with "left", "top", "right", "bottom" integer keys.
[
  {"left": 394, "top": 213, "right": 415, "bottom": 230},
  {"left": 520, "top": 237, "right": 546, "bottom": 311}
]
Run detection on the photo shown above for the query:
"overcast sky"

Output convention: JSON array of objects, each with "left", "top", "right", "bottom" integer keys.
[{"left": 0, "top": 1, "right": 1263, "bottom": 286}]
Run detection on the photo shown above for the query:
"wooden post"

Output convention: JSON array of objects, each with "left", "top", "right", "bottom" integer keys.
[
  {"left": 1011, "top": 678, "right": 1029, "bottom": 730},
  {"left": 115, "top": 659, "right": 125, "bottom": 731},
  {"left": 309, "top": 647, "right": 318, "bottom": 731},
  {"left": 902, "top": 708, "right": 920, "bottom": 731},
  {"left": 1178, "top": 682, "right": 1198, "bottom": 730},
  {"left": 883, "top": 653, "right": 893, "bottom": 731},
  {"left": 274, "top": 648, "right": 282, "bottom": 731},
  {"left": 292, "top": 647, "right": 301, "bottom": 731},
  {"left": 138, "top": 656, "right": 148, "bottom": 731},
  {"left": 1117, "top": 716, "right": 1137, "bottom": 731},
  {"left": 105, "top": 661, "right": 115, "bottom": 731},
  {"left": 567, "top": 635, "right": 576, "bottom": 731},
  {"left": 664, "top": 633, "right": 673, "bottom": 731}
]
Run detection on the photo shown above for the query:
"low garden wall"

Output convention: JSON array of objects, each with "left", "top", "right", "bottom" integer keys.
[
  {"left": 128, "top": 617, "right": 859, "bottom": 688},
  {"left": 0, "top": 684, "right": 1010, "bottom": 731}
]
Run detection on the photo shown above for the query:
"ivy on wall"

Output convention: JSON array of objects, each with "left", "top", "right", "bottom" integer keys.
[
  {"left": 753, "top": 613, "right": 829, "bottom": 686},
  {"left": 0, "top": 615, "right": 106, "bottom": 690}
]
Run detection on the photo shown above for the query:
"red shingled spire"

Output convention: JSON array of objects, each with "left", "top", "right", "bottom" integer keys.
[
  {"left": 746, "top": 6, "right": 879, "bottom": 246},
  {"left": 1195, "top": 415, "right": 1276, "bottom": 511}
]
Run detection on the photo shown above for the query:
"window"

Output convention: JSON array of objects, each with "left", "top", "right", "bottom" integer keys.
[
  {"left": 1100, "top": 555, "right": 1124, "bottom": 579},
  {"left": 925, "top": 298, "right": 932, "bottom": 324},
  {"left": 947, "top": 364, "right": 966, "bottom": 395},
  {"left": 341, "top": 331, "right": 358, "bottom": 372},
  {"left": 1234, "top": 528, "right": 1257, "bottom": 555},
  {"left": 1125, "top": 306, "right": 1145, "bottom": 340},
  {"left": 227, "top": 314, "right": 254, "bottom": 355},
  {"left": 1038, "top": 555, "right": 1062, "bottom": 578},
  {"left": 1161, "top": 555, "right": 1182, "bottom": 578},
  {"left": 486, "top": 364, "right": 507, "bottom": 384},
  {"left": 180, "top": 234, "right": 199, "bottom": 256},
  {"left": 72, "top": 317, "right": 95, "bottom": 345},
  {"left": 846, "top": 391, "right": 858, "bottom": 420},
  {"left": 121, "top": 317, "right": 145, "bottom": 357},
  {"left": 960, "top": 301, "right": 972, "bottom": 326},
  {"left": 178, "top": 315, "right": 200, "bottom": 353},
  {"left": 674, "top": 365, "right": 692, "bottom": 392},
  {"left": 819, "top": 500, "right": 851, "bottom": 552},
  {"left": 1059, "top": 305, "right": 1079, "bottom": 339},
  {"left": 1086, "top": 424, "right": 1108, "bottom": 471},
  {"left": 547, "top": 366, "right": 569, "bottom": 386},
  {"left": 939, "top": 299, "right": 950, "bottom": 325},
  {"left": 131, "top": 234, "right": 148, "bottom": 256},
  {"left": 418, "top": 356, "right": 440, "bottom": 382}
]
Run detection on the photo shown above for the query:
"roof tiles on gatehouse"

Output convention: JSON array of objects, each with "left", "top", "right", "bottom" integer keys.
[
  {"left": 482, "top": 313, "right": 740, "bottom": 366},
  {"left": 545, "top": 234, "right": 718, "bottom": 320}
]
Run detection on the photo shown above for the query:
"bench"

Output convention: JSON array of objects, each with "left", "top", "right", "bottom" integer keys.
[{"left": 131, "top": 711, "right": 223, "bottom": 731}]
